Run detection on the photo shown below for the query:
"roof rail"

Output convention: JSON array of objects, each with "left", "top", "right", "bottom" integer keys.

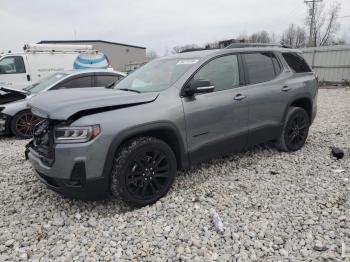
[
  {"left": 180, "top": 48, "right": 216, "bottom": 53},
  {"left": 226, "top": 43, "right": 291, "bottom": 49}
]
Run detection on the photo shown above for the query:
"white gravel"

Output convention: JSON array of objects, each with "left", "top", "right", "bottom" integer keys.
[{"left": 0, "top": 88, "right": 350, "bottom": 261}]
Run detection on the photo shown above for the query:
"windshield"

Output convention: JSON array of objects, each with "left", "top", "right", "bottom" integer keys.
[
  {"left": 24, "top": 73, "right": 68, "bottom": 93},
  {"left": 114, "top": 58, "right": 199, "bottom": 93}
]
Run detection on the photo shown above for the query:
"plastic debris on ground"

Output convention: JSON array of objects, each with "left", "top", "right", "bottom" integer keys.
[
  {"left": 211, "top": 210, "right": 224, "bottom": 233},
  {"left": 331, "top": 147, "right": 345, "bottom": 160}
]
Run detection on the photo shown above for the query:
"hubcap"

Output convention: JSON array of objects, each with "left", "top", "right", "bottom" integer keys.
[
  {"left": 126, "top": 150, "right": 170, "bottom": 199},
  {"left": 16, "top": 113, "right": 40, "bottom": 138},
  {"left": 286, "top": 114, "right": 308, "bottom": 149}
]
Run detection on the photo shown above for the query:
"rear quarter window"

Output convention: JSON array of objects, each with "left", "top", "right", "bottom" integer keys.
[{"left": 282, "top": 53, "right": 312, "bottom": 73}]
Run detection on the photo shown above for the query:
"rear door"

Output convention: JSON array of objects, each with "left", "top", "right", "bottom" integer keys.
[
  {"left": 0, "top": 55, "right": 31, "bottom": 89},
  {"left": 182, "top": 54, "right": 249, "bottom": 164},
  {"left": 242, "top": 52, "right": 289, "bottom": 146}
]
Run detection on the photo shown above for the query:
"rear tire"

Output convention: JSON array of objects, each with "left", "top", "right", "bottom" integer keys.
[
  {"left": 111, "top": 137, "right": 177, "bottom": 206},
  {"left": 10, "top": 110, "right": 41, "bottom": 139},
  {"left": 275, "top": 107, "right": 310, "bottom": 152}
]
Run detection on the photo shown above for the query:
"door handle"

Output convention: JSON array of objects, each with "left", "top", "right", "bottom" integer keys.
[
  {"left": 281, "top": 85, "right": 291, "bottom": 92},
  {"left": 26, "top": 74, "right": 31, "bottom": 81},
  {"left": 234, "top": 94, "right": 246, "bottom": 101}
]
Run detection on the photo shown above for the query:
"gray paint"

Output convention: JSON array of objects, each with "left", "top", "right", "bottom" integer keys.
[
  {"left": 27, "top": 47, "right": 318, "bottom": 190},
  {"left": 39, "top": 40, "right": 147, "bottom": 72},
  {"left": 302, "top": 45, "right": 350, "bottom": 84}
]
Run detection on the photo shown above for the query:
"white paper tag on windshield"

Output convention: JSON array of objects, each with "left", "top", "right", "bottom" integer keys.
[{"left": 177, "top": 59, "right": 199, "bottom": 65}]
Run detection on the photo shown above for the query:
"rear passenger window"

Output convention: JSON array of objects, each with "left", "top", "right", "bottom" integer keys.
[
  {"left": 193, "top": 55, "right": 240, "bottom": 92},
  {"left": 95, "top": 75, "right": 120, "bottom": 87},
  {"left": 243, "top": 53, "right": 276, "bottom": 84},
  {"left": 282, "top": 53, "right": 311, "bottom": 73},
  {"left": 60, "top": 76, "right": 92, "bottom": 89}
]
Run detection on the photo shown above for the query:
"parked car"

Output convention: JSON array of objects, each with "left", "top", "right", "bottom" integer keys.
[
  {"left": 0, "top": 69, "right": 125, "bottom": 138},
  {"left": 26, "top": 45, "right": 318, "bottom": 206},
  {"left": 0, "top": 44, "right": 111, "bottom": 89}
]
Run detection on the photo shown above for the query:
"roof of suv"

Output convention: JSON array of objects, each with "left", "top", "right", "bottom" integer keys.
[{"left": 162, "top": 47, "right": 301, "bottom": 60}]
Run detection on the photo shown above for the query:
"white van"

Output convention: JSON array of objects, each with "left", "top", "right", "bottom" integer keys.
[{"left": 0, "top": 44, "right": 111, "bottom": 89}]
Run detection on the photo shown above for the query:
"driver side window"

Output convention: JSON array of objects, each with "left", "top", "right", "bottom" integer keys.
[
  {"left": 0, "top": 56, "right": 26, "bottom": 74},
  {"left": 193, "top": 55, "right": 240, "bottom": 92}
]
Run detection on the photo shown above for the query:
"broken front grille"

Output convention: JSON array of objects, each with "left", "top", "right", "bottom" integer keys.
[{"left": 32, "top": 120, "right": 55, "bottom": 166}]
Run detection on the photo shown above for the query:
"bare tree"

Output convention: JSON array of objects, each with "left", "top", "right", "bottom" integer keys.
[
  {"left": 306, "top": 2, "right": 341, "bottom": 47},
  {"left": 204, "top": 41, "right": 219, "bottom": 49},
  {"left": 249, "top": 31, "right": 272, "bottom": 43},
  {"left": 281, "top": 24, "right": 307, "bottom": 48},
  {"left": 146, "top": 50, "right": 158, "bottom": 61},
  {"left": 172, "top": 44, "right": 200, "bottom": 54}
]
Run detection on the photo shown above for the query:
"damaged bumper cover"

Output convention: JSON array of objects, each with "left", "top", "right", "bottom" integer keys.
[
  {"left": 26, "top": 142, "right": 110, "bottom": 200},
  {"left": 25, "top": 120, "right": 110, "bottom": 200}
]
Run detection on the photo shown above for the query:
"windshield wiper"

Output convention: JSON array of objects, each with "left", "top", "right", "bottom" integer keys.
[{"left": 118, "top": 88, "right": 141, "bottom": 94}]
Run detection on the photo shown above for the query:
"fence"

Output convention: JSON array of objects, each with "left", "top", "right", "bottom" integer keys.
[{"left": 302, "top": 45, "right": 350, "bottom": 84}]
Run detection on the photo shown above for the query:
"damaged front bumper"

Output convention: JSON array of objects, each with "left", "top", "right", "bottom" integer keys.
[
  {"left": 25, "top": 141, "right": 110, "bottom": 200},
  {"left": 25, "top": 119, "right": 110, "bottom": 200}
]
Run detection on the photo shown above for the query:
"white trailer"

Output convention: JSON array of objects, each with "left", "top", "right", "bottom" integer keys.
[{"left": 0, "top": 44, "right": 111, "bottom": 89}]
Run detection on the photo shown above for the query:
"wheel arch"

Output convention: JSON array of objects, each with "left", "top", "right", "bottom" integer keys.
[
  {"left": 284, "top": 95, "right": 313, "bottom": 123},
  {"left": 101, "top": 122, "right": 189, "bottom": 189}
]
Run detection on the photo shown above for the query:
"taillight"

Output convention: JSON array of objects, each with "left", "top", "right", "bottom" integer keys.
[{"left": 314, "top": 73, "right": 319, "bottom": 83}]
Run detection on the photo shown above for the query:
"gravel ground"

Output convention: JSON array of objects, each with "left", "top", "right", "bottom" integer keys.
[{"left": 0, "top": 88, "right": 350, "bottom": 261}]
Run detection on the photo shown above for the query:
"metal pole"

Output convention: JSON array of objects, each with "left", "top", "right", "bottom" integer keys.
[{"left": 305, "top": 0, "right": 322, "bottom": 47}]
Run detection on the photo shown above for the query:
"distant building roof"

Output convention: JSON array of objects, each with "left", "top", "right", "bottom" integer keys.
[{"left": 38, "top": 40, "right": 146, "bottom": 50}]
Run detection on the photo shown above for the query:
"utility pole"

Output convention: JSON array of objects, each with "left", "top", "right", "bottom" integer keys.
[{"left": 304, "top": 0, "right": 323, "bottom": 47}]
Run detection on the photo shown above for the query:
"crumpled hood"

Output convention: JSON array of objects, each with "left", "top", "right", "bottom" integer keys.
[
  {"left": 0, "top": 86, "right": 30, "bottom": 96},
  {"left": 28, "top": 87, "right": 159, "bottom": 120},
  {"left": 0, "top": 86, "right": 29, "bottom": 105}
]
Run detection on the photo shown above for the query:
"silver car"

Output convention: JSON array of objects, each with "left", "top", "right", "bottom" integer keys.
[
  {"left": 26, "top": 45, "right": 318, "bottom": 206},
  {"left": 0, "top": 69, "right": 125, "bottom": 138}
]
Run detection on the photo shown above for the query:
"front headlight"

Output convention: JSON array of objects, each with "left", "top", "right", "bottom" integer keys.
[{"left": 54, "top": 125, "right": 101, "bottom": 144}]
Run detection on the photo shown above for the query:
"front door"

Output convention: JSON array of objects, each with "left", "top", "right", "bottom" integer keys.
[{"left": 181, "top": 54, "right": 249, "bottom": 164}]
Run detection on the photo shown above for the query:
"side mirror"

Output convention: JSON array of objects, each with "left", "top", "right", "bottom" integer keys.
[{"left": 184, "top": 79, "right": 214, "bottom": 96}]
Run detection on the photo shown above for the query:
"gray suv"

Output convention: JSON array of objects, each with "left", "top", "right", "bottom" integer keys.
[{"left": 25, "top": 46, "right": 318, "bottom": 206}]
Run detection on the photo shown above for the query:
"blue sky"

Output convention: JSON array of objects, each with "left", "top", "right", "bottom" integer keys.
[{"left": 1, "top": 0, "right": 349, "bottom": 55}]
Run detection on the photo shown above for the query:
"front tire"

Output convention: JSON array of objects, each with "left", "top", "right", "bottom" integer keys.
[
  {"left": 276, "top": 107, "right": 310, "bottom": 152},
  {"left": 10, "top": 110, "right": 41, "bottom": 139},
  {"left": 111, "top": 137, "right": 177, "bottom": 206}
]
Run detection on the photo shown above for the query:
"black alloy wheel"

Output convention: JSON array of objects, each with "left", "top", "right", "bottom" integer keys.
[
  {"left": 285, "top": 113, "right": 309, "bottom": 150},
  {"left": 276, "top": 107, "right": 310, "bottom": 152},
  {"left": 126, "top": 149, "right": 171, "bottom": 199},
  {"left": 111, "top": 137, "right": 177, "bottom": 206}
]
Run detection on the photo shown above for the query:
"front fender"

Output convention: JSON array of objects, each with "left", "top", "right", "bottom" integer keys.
[{"left": 101, "top": 121, "right": 189, "bottom": 190}]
